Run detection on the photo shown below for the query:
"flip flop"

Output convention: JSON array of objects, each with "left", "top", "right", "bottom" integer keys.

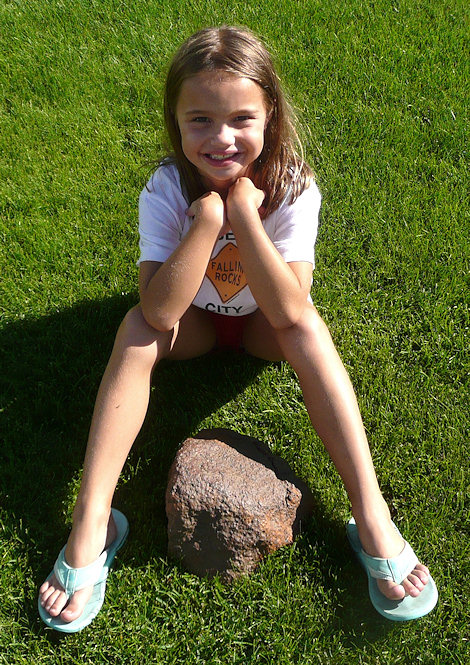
[
  {"left": 346, "top": 517, "right": 438, "bottom": 621},
  {"left": 38, "top": 508, "right": 129, "bottom": 633}
]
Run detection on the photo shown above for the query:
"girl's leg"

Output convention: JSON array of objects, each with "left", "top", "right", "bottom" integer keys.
[
  {"left": 243, "top": 306, "right": 429, "bottom": 600},
  {"left": 39, "top": 304, "right": 216, "bottom": 622}
]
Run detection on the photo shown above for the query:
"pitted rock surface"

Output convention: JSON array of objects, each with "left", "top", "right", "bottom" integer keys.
[{"left": 166, "top": 428, "right": 314, "bottom": 581}]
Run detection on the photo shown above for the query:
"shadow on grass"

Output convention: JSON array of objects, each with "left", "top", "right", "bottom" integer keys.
[
  {"left": 0, "top": 294, "right": 396, "bottom": 645},
  {"left": 0, "top": 297, "right": 268, "bottom": 574}
]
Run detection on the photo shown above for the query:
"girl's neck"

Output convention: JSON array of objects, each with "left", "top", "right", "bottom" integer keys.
[
  {"left": 201, "top": 165, "right": 255, "bottom": 200},
  {"left": 201, "top": 179, "right": 230, "bottom": 199}
]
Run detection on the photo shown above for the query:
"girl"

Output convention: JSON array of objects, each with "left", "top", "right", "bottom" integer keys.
[{"left": 38, "top": 26, "right": 437, "bottom": 631}]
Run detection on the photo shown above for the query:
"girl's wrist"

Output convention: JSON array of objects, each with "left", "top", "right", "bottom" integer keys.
[
  {"left": 187, "top": 192, "right": 225, "bottom": 234},
  {"left": 191, "top": 209, "right": 225, "bottom": 236},
  {"left": 226, "top": 179, "right": 264, "bottom": 225},
  {"left": 227, "top": 198, "right": 261, "bottom": 228}
]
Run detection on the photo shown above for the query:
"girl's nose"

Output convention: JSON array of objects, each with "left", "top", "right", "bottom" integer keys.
[{"left": 212, "top": 123, "right": 235, "bottom": 146}]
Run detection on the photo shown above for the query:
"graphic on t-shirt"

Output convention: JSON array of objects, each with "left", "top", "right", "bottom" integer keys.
[{"left": 205, "top": 242, "right": 247, "bottom": 303}]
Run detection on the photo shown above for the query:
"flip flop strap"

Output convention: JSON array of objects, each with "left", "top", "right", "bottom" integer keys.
[
  {"left": 362, "top": 541, "right": 419, "bottom": 583},
  {"left": 54, "top": 546, "right": 108, "bottom": 598}
]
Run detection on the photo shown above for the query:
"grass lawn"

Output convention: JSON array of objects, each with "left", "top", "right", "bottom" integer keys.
[{"left": 0, "top": 0, "right": 468, "bottom": 662}]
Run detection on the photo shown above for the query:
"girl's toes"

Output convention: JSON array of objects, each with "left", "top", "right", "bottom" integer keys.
[
  {"left": 39, "top": 585, "right": 54, "bottom": 607},
  {"left": 377, "top": 564, "right": 430, "bottom": 601},
  {"left": 46, "top": 590, "right": 68, "bottom": 615},
  {"left": 408, "top": 573, "right": 425, "bottom": 593},
  {"left": 39, "top": 574, "right": 61, "bottom": 606},
  {"left": 401, "top": 576, "right": 422, "bottom": 598},
  {"left": 39, "top": 575, "right": 95, "bottom": 622},
  {"left": 60, "top": 604, "right": 81, "bottom": 622},
  {"left": 59, "top": 587, "right": 93, "bottom": 623},
  {"left": 44, "top": 588, "right": 60, "bottom": 611},
  {"left": 414, "top": 564, "right": 429, "bottom": 584},
  {"left": 377, "top": 579, "right": 406, "bottom": 601}
]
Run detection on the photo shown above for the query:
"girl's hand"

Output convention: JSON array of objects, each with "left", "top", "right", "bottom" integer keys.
[
  {"left": 186, "top": 191, "right": 226, "bottom": 234},
  {"left": 226, "top": 178, "right": 266, "bottom": 221}
]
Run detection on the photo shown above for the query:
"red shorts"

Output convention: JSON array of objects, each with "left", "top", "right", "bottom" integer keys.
[{"left": 208, "top": 312, "right": 249, "bottom": 352}]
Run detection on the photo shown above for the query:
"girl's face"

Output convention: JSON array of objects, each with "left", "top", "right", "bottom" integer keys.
[{"left": 175, "top": 72, "right": 269, "bottom": 194}]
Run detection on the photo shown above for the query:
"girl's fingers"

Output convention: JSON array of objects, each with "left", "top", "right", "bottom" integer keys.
[
  {"left": 228, "top": 178, "right": 265, "bottom": 210},
  {"left": 186, "top": 191, "right": 225, "bottom": 219}
]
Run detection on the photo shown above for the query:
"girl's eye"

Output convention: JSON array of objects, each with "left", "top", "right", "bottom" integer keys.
[
  {"left": 191, "top": 116, "right": 210, "bottom": 123},
  {"left": 235, "top": 116, "right": 252, "bottom": 123}
]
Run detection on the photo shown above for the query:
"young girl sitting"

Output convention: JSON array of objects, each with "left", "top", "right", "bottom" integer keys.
[{"left": 38, "top": 25, "right": 437, "bottom": 631}]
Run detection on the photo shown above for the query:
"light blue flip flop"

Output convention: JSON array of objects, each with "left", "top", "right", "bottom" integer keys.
[
  {"left": 38, "top": 508, "right": 129, "bottom": 633},
  {"left": 346, "top": 517, "right": 438, "bottom": 621}
]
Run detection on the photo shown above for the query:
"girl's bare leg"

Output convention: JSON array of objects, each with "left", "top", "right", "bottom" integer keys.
[
  {"left": 39, "top": 305, "right": 216, "bottom": 622},
  {"left": 243, "top": 305, "right": 429, "bottom": 600}
]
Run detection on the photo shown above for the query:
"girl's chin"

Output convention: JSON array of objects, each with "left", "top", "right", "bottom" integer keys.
[
  {"left": 201, "top": 173, "right": 244, "bottom": 194},
  {"left": 200, "top": 166, "right": 252, "bottom": 193}
]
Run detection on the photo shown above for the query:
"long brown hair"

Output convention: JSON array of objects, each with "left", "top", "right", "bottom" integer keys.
[{"left": 162, "top": 26, "right": 313, "bottom": 216}]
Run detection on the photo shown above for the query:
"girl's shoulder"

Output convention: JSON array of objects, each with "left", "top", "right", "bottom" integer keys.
[
  {"left": 144, "top": 160, "right": 183, "bottom": 196},
  {"left": 141, "top": 161, "right": 187, "bottom": 209},
  {"left": 139, "top": 161, "right": 187, "bottom": 225},
  {"left": 276, "top": 175, "right": 321, "bottom": 215},
  {"left": 294, "top": 176, "right": 321, "bottom": 201}
]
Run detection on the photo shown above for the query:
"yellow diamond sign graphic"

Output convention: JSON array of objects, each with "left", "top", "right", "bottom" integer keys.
[{"left": 205, "top": 242, "right": 247, "bottom": 304}]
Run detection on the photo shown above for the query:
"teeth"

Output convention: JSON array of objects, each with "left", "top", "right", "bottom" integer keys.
[{"left": 208, "top": 154, "right": 233, "bottom": 160}]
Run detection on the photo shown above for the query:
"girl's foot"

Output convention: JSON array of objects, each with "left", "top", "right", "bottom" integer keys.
[
  {"left": 39, "top": 509, "right": 116, "bottom": 623},
  {"left": 353, "top": 505, "right": 430, "bottom": 600}
]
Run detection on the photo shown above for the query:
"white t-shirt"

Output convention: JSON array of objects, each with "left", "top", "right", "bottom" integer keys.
[{"left": 138, "top": 163, "right": 321, "bottom": 316}]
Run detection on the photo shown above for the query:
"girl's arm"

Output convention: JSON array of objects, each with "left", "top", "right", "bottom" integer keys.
[
  {"left": 139, "top": 191, "right": 225, "bottom": 331},
  {"left": 226, "top": 178, "right": 313, "bottom": 330}
]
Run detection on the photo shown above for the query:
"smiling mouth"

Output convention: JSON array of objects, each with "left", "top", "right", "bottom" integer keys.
[{"left": 204, "top": 152, "right": 240, "bottom": 163}]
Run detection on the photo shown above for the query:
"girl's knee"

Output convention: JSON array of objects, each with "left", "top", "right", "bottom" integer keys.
[
  {"left": 300, "top": 305, "right": 327, "bottom": 335},
  {"left": 120, "top": 304, "right": 150, "bottom": 336},
  {"left": 116, "top": 305, "right": 173, "bottom": 363},
  {"left": 277, "top": 304, "right": 330, "bottom": 347}
]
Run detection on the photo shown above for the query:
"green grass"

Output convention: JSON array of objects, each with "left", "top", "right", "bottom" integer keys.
[{"left": 0, "top": 0, "right": 468, "bottom": 662}]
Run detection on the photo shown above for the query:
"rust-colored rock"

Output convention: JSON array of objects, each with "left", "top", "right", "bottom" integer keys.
[{"left": 165, "top": 428, "right": 314, "bottom": 581}]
